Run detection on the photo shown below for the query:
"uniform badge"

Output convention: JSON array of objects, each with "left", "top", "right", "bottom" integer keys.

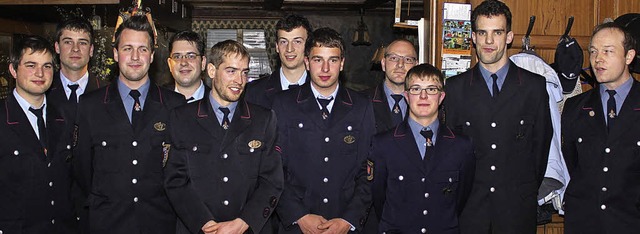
[
  {"left": 344, "top": 135, "right": 356, "bottom": 144},
  {"left": 162, "top": 143, "right": 171, "bottom": 168},
  {"left": 154, "top": 122, "right": 166, "bottom": 131},
  {"left": 367, "top": 159, "right": 374, "bottom": 181},
  {"left": 248, "top": 140, "right": 262, "bottom": 149},
  {"left": 72, "top": 124, "right": 79, "bottom": 147},
  {"left": 589, "top": 110, "right": 595, "bottom": 117}
]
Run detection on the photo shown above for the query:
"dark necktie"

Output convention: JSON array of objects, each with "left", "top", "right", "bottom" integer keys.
[
  {"left": 606, "top": 90, "right": 617, "bottom": 131},
  {"left": 129, "top": 90, "right": 142, "bottom": 127},
  {"left": 390, "top": 94, "right": 404, "bottom": 125},
  {"left": 29, "top": 106, "right": 48, "bottom": 149},
  {"left": 288, "top": 84, "right": 300, "bottom": 90},
  {"left": 186, "top": 97, "right": 195, "bottom": 102},
  {"left": 317, "top": 97, "right": 333, "bottom": 121},
  {"left": 219, "top": 107, "right": 231, "bottom": 130},
  {"left": 419, "top": 128, "right": 434, "bottom": 160},
  {"left": 491, "top": 74, "right": 500, "bottom": 98},
  {"left": 68, "top": 84, "right": 79, "bottom": 105}
]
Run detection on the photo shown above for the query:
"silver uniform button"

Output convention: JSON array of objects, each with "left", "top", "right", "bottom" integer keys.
[
  {"left": 347, "top": 126, "right": 353, "bottom": 131},
  {"left": 490, "top": 187, "right": 496, "bottom": 192},
  {"left": 605, "top": 148, "right": 611, "bottom": 153},
  {"left": 578, "top": 138, "right": 583, "bottom": 143},
  {"left": 424, "top": 193, "right": 429, "bottom": 198},
  {"left": 132, "top": 160, "right": 138, "bottom": 165},
  {"left": 324, "top": 157, "right": 329, "bottom": 162},
  {"left": 465, "top": 121, "right": 470, "bottom": 126},
  {"left": 66, "top": 145, "right": 71, "bottom": 150},
  {"left": 133, "top": 197, "right": 139, "bottom": 202},
  {"left": 298, "top": 123, "right": 304, "bottom": 128},
  {"left": 603, "top": 167, "right": 609, "bottom": 172},
  {"left": 398, "top": 175, "right": 404, "bottom": 181},
  {"left": 250, "top": 148, "right": 255, "bottom": 153},
  {"left": 602, "top": 187, "right": 607, "bottom": 192},
  {"left": 421, "top": 228, "right": 426, "bottom": 233},
  {"left": 51, "top": 200, "right": 55, "bottom": 206},
  {"left": 601, "top": 204, "right": 606, "bottom": 210},
  {"left": 49, "top": 182, "right": 53, "bottom": 187},
  {"left": 491, "top": 122, "right": 496, "bottom": 128},
  {"left": 490, "top": 165, "right": 496, "bottom": 171},
  {"left": 324, "top": 137, "right": 330, "bottom": 143},
  {"left": 101, "top": 141, "right": 107, "bottom": 147},
  {"left": 520, "top": 120, "right": 525, "bottom": 125},
  {"left": 637, "top": 141, "right": 640, "bottom": 146},
  {"left": 223, "top": 200, "right": 229, "bottom": 206},
  {"left": 223, "top": 177, "right": 229, "bottom": 182},
  {"left": 421, "top": 178, "right": 425, "bottom": 182},
  {"left": 132, "top": 141, "right": 138, "bottom": 147},
  {"left": 51, "top": 219, "right": 55, "bottom": 224},
  {"left": 223, "top": 154, "right": 229, "bottom": 159},
  {"left": 423, "top": 210, "right": 428, "bottom": 215},
  {"left": 491, "top": 144, "right": 497, "bottom": 149},
  {"left": 192, "top": 146, "right": 198, "bottom": 151},
  {"left": 132, "top": 179, "right": 137, "bottom": 184},
  {"left": 323, "top": 178, "right": 328, "bottom": 183},
  {"left": 47, "top": 163, "right": 51, "bottom": 168},
  {"left": 13, "top": 150, "right": 19, "bottom": 156},
  {"left": 323, "top": 198, "right": 329, "bottom": 203}
]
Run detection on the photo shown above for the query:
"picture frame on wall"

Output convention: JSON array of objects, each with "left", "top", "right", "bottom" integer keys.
[{"left": 0, "top": 33, "right": 13, "bottom": 99}]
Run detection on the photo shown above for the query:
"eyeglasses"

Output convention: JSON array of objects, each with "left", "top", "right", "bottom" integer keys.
[
  {"left": 385, "top": 53, "right": 417, "bottom": 64},
  {"left": 406, "top": 86, "right": 442, "bottom": 95},
  {"left": 170, "top": 53, "right": 201, "bottom": 61}
]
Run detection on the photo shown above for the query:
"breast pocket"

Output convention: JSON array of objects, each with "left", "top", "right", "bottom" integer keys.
[
  {"left": 92, "top": 136, "right": 120, "bottom": 173},
  {"left": 184, "top": 143, "right": 212, "bottom": 179},
  {"left": 432, "top": 170, "right": 460, "bottom": 196}
]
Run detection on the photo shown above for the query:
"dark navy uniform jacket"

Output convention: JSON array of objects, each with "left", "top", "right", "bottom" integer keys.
[
  {"left": 164, "top": 96, "right": 283, "bottom": 234},
  {"left": 0, "top": 93, "right": 76, "bottom": 234},
  {"left": 72, "top": 82, "right": 184, "bottom": 234},
  {"left": 245, "top": 70, "right": 285, "bottom": 109},
  {"left": 444, "top": 62, "right": 552, "bottom": 234},
  {"left": 370, "top": 121, "right": 475, "bottom": 234},
  {"left": 272, "top": 82, "right": 375, "bottom": 233},
  {"left": 364, "top": 84, "right": 402, "bottom": 135},
  {"left": 562, "top": 79, "right": 640, "bottom": 234}
]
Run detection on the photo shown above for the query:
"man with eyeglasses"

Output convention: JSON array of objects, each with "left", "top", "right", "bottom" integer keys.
[
  {"left": 245, "top": 14, "right": 313, "bottom": 109},
  {"left": 365, "top": 39, "right": 418, "bottom": 134},
  {"left": 443, "top": 1, "right": 552, "bottom": 233},
  {"left": 370, "top": 63, "right": 475, "bottom": 233},
  {"left": 167, "top": 30, "right": 209, "bottom": 103}
]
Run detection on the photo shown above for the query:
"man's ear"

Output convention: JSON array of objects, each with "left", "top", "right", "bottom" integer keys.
[{"left": 207, "top": 63, "right": 217, "bottom": 79}]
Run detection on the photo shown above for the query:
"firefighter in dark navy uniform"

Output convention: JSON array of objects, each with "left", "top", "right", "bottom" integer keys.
[
  {"left": 0, "top": 35, "right": 77, "bottom": 234},
  {"left": 71, "top": 15, "right": 184, "bottom": 234},
  {"left": 164, "top": 40, "right": 283, "bottom": 234},
  {"left": 272, "top": 27, "right": 375, "bottom": 234}
]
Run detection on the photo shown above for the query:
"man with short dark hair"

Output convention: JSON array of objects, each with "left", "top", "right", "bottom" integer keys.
[
  {"left": 49, "top": 17, "right": 102, "bottom": 118},
  {"left": 1, "top": 35, "right": 77, "bottom": 233},
  {"left": 562, "top": 22, "right": 640, "bottom": 234},
  {"left": 444, "top": 1, "right": 553, "bottom": 233},
  {"left": 167, "top": 30, "right": 208, "bottom": 102},
  {"left": 273, "top": 27, "right": 375, "bottom": 234},
  {"left": 245, "top": 14, "right": 313, "bottom": 109},
  {"left": 165, "top": 39, "right": 283, "bottom": 234},
  {"left": 72, "top": 15, "right": 184, "bottom": 234}
]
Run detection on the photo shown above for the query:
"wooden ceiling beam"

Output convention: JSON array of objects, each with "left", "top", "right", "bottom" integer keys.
[
  {"left": 263, "top": 0, "right": 284, "bottom": 11},
  {"left": 0, "top": 0, "right": 118, "bottom": 4}
]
